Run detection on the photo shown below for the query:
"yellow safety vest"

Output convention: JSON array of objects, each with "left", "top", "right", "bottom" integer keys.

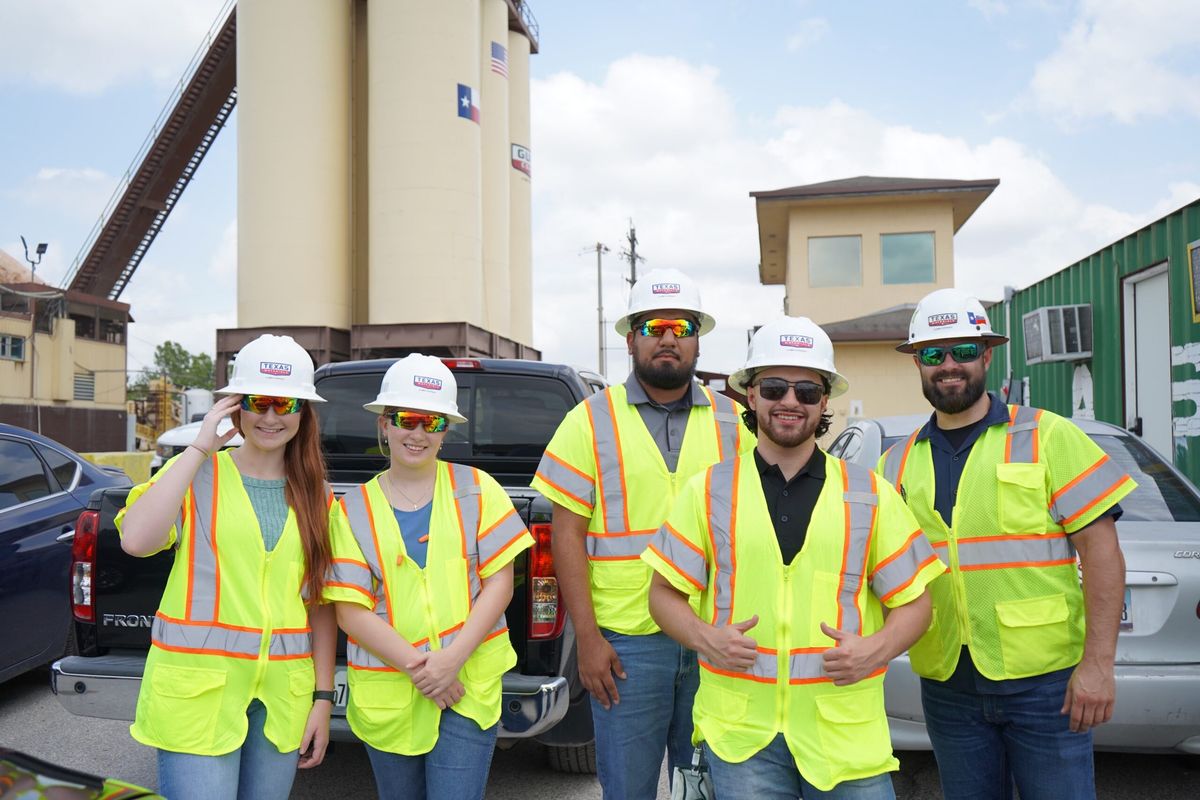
[
  {"left": 116, "top": 451, "right": 326, "bottom": 756},
  {"left": 532, "top": 383, "right": 750, "bottom": 635},
  {"left": 878, "top": 405, "right": 1137, "bottom": 681},
  {"left": 327, "top": 462, "right": 533, "bottom": 755},
  {"left": 642, "top": 452, "right": 944, "bottom": 791}
]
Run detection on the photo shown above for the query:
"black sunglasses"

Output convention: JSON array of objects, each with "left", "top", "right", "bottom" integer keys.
[
  {"left": 917, "top": 342, "right": 984, "bottom": 367},
  {"left": 753, "top": 378, "right": 825, "bottom": 404}
]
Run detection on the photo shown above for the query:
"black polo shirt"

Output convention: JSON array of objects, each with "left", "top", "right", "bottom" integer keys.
[{"left": 754, "top": 448, "right": 826, "bottom": 564}]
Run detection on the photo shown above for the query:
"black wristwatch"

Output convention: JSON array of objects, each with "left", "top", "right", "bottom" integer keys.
[{"left": 312, "top": 690, "right": 336, "bottom": 703}]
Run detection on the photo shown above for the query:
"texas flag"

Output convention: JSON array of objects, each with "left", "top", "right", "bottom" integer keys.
[{"left": 457, "top": 83, "right": 480, "bottom": 123}]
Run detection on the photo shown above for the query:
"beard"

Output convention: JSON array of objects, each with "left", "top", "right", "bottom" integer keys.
[
  {"left": 633, "top": 349, "right": 696, "bottom": 390},
  {"left": 921, "top": 367, "right": 987, "bottom": 414},
  {"left": 756, "top": 408, "right": 820, "bottom": 448}
]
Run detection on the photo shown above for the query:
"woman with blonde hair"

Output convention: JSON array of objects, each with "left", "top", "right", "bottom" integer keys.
[
  {"left": 326, "top": 354, "right": 533, "bottom": 800},
  {"left": 118, "top": 334, "right": 337, "bottom": 800}
]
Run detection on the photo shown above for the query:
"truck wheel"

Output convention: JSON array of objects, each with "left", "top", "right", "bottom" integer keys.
[{"left": 546, "top": 742, "right": 596, "bottom": 774}]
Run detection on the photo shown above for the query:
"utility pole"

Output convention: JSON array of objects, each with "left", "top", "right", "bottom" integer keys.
[
  {"left": 20, "top": 236, "right": 48, "bottom": 434},
  {"left": 581, "top": 242, "right": 611, "bottom": 377},
  {"left": 620, "top": 220, "right": 646, "bottom": 288}
]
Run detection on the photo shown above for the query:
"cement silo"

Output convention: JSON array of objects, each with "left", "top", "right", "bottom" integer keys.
[
  {"left": 236, "top": 0, "right": 351, "bottom": 330},
  {"left": 367, "top": 1, "right": 484, "bottom": 327},
  {"left": 507, "top": 28, "right": 533, "bottom": 345},
  {"left": 480, "top": 0, "right": 511, "bottom": 335}
]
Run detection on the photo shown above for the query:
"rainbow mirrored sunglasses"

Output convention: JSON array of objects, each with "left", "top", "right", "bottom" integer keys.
[
  {"left": 388, "top": 411, "right": 449, "bottom": 433},
  {"left": 240, "top": 395, "right": 305, "bottom": 415},
  {"left": 636, "top": 318, "right": 698, "bottom": 338},
  {"left": 916, "top": 342, "right": 984, "bottom": 367}
]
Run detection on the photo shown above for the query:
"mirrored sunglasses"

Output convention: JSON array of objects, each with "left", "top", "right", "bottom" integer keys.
[
  {"left": 389, "top": 411, "right": 448, "bottom": 433},
  {"left": 917, "top": 342, "right": 984, "bottom": 367},
  {"left": 240, "top": 395, "right": 304, "bottom": 415},
  {"left": 754, "top": 378, "right": 825, "bottom": 404},
  {"left": 636, "top": 318, "right": 698, "bottom": 338}
]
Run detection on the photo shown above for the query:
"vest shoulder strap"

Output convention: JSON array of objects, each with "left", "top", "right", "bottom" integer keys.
[{"left": 1004, "top": 405, "right": 1043, "bottom": 464}]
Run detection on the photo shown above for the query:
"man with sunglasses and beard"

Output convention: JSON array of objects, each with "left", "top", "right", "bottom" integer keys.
[
  {"left": 879, "top": 288, "right": 1136, "bottom": 800},
  {"left": 643, "top": 317, "right": 944, "bottom": 799},
  {"left": 532, "top": 269, "right": 752, "bottom": 799}
]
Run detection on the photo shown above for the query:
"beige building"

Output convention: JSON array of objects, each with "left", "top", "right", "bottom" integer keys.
[
  {"left": 751, "top": 176, "right": 998, "bottom": 431},
  {"left": 0, "top": 250, "right": 130, "bottom": 451}
]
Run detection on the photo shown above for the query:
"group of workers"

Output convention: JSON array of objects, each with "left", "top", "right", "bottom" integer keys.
[{"left": 117, "top": 267, "right": 1135, "bottom": 800}]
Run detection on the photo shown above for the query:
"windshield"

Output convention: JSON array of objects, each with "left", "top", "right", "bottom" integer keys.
[{"left": 1090, "top": 434, "right": 1200, "bottom": 522}]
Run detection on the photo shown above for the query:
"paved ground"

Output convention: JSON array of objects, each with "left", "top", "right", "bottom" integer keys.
[{"left": 2, "top": 669, "right": 1198, "bottom": 798}]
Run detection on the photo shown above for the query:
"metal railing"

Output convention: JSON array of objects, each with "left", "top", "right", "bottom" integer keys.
[{"left": 61, "top": 0, "right": 236, "bottom": 290}]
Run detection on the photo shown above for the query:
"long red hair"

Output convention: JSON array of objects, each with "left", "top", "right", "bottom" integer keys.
[{"left": 284, "top": 403, "right": 332, "bottom": 608}]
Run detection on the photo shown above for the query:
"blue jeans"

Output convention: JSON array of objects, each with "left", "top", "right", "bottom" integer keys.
[
  {"left": 591, "top": 629, "right": 698, "bottom": 800},
  {"left": 365, "top": 709, "right": 497, "bottom": 800},
  {"left": 704, "top": 734, "right": 895, "bottom": 800},
  {"left": 920, "top": 673, "right": 1095, "bottom": 800},
  {"left": 157, "top": 699, "right": 299, "bottom": 800}
]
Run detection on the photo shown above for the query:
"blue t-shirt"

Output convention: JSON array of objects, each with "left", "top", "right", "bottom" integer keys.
[{"left": 393, "top": 502, "right": 433, "bottom": 569}]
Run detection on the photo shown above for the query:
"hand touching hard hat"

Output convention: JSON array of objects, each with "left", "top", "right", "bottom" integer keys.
[{"left": 215, "top": 334, "right": 325, "bottom": 401}]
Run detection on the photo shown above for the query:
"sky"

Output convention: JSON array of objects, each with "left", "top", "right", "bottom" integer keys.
[{"left": 2, "top": 0, "right": 1198, "bottom": 382}]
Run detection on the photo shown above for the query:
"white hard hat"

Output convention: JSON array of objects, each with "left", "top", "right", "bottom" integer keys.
[
  {"left": 363, "top": 354, "right": 467, "bottom": 422},
  {"left": 897, "top": 288, "right": 1009, "bottom": 353},
  {"left": 614, "top": 268, "right": 715, "bottom": 336},
  {"left": 215, "top": 334, "right": 325, "bottom": 402},
  {"left": 729, "top": 316, "right": 849, "bottom": 398}
]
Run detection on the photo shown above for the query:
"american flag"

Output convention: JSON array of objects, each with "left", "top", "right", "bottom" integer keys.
[{"left": 490, "top": 41, "right": 508, "bottom": 78}]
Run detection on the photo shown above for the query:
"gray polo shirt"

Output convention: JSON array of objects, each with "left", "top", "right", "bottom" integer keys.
[{"left": 624, "top": 374, "right": 710, "bottom": 472}]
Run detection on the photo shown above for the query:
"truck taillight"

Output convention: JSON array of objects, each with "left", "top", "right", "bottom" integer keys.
[
  {"left": 71, "top": 510, "right": 99, "bottom": 622},
  {"left": 528, "top": 523, "right": 565, "bottom": 640},
  {"left": 442, "top": 358, "right": 482, "bottom": 370}
]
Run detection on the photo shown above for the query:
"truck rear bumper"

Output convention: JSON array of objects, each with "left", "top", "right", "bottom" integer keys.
[{"left": 51, "top": 656, "right": 568, "bottom": 742}]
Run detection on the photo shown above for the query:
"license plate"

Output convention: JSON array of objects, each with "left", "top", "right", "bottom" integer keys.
[
  {"left": 333, "top": 668, "right": 349, "bottom": 711},
  {"left": 1119, "top": 587, "right": 1132, "bottom": 631}
]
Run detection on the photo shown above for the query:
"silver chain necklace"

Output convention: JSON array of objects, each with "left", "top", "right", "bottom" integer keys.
[{"left": 386, "top": 469, "right": 434, "bottom": 510}]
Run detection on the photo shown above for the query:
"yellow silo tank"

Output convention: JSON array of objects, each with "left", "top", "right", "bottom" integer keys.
[
  {"left": 480, "top": 0, "right": 511, "bottom": 337},
  {"left": 507, "top": 29, "right": 533, "bottom": 345}
]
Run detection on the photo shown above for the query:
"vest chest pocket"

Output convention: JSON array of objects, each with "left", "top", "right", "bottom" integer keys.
[
  {"left": 590, "top": 559, "right": 650, "bottom": 590},
  {"left": 996, "top": 463, "right": 1049, "bottom": 534},
  {"left": 146, "top": 663, "right": 227, "bottom": 750},
  {"left": 995, "top": 593, "right": 1070, "bottom": 677}
]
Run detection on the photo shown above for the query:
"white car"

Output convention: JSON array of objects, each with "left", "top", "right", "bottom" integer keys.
[
  {"left": 828, "top": 414, "right": 1200, "bottom": 754},
  {"left": 150, "top": 419, "right": 243, "bottom": 473}
]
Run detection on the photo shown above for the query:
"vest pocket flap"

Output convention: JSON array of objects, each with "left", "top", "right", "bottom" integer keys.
[
  {"left": 590, "top": 560, "right": 649, "bottom": 589},
  {"left": 995, "top": 462, "right": 1047, "bottom": 490},
  {"left": 996, "top": 593, "right": 1069, "bottom": 629},
  {"left": 352, "top": 675, "right": 416, "bottom": 710},
  {"left": 464, "top": 638, "right": 516, "bottom": 680},
  {"left": 288, "top": 665, "right": 316, "bottom": 696},
  {"left": 150, "top": 664, "right": 227, "bottom": 699},
  {"left": 815, "top": 688, "right": 880, "bottom": 725}
]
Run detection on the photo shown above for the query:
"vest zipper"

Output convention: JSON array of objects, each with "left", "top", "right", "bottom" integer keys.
[
  {"left": 254, "top": 549, "right": 274, "bottom": 692},
  {"left": 778, "top": 566, "right": 793, "bottom": 731},
  {"left": 420, "top": 569, "right": 440, "bottom": 651}
]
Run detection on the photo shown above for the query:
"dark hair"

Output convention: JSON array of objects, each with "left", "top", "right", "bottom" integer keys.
[{"left": 740, "top": 374, "right": 834, "bottom": 439}]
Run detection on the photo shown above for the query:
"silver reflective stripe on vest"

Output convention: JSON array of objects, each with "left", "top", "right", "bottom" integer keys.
[
  {"left": 341, "top": 486, "right": 396, "bottom": 670},
  {"left": 648, "top": 524, "right": 708, "bottom": 590},
  {"left": 450, "top": 463, "right": 483, "bottom": 556},
  {"left": 881, "top": 431, "right": 917, "bottom": 491},
  {"left": 441, "top": 616, "right": 508, "bottom": 651},
  {"left": 585, "top": 392, "right": 629, "bottom": 543},
  {"left": 270, "top": 629, "right": 313, "bottom": 659},
  {"left": 478, "top": 508, "right": 527, "bottom": 569},
  {"left": 185, "top": 457, "right": 221, "bottom": 622},
  {"left": 152, "top": 613, "right": 261, "bottom": 659},
  {"left": 956, "top": 534, "right": 1074, "bottom": 570},
  {"left": 837, "top": 463, "right": 877, "bottom": 635},
  {"left": 705, "top": 388, "right": 742, "bottom": 461},
  {"left": 706, "top": 460, "right": 737, "bottom": 627},
  {"left": 534, "top": 452, "right": 595, "bottom": 509},
  {"left": 1006, "top": 406, "right": 1040, "bottom": 464},
  {"left": 788, "top": 650, "right": 826, "bottom": 684},
  {"left": 1050, "top": 455, "right": 1127, "bottom": 527},
  {"left": 330, "top": 560, "right": 373, "bottom": 597},
  {"left": 871, "top": 531, "right": 938, "bottom": 603}
]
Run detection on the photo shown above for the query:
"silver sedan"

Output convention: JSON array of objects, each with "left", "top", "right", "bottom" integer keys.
[{"left": 827, "top": 414, "right": 1200, "bottom": 755}]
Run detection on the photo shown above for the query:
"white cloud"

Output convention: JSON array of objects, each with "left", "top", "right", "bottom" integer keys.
[
  {"left": 1030, "top": 0, "right": 1200, "bottom": 123},
  {"left": 786, "top": 18, "right": 830, "bottom": 51},
  {"left": 0, "top": 0, "right": 226, "bottom": 94},
  {"left": 209, "top": 219, "right": 237, "bottom": 278},
  {"left": 968, "top": 0, "right": 1009, "bottom": 20},
  {"left": 530, "top": 56, "right": 1185, "bottom": 379}
]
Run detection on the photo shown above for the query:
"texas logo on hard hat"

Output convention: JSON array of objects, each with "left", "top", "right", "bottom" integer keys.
[
  {"left": 651, "top": 283, "right": 681, "bottom": 295},
  {"left": 780, "top": 335, "right": 814, "bottom": 349},
  {"left": 413, "top": 376, "right": 443, "bottom": 391},
  {"left": 928, "top": 313, "right": 958, "bottom": 327},
  {"left": 259, "top": 361, "right": 292, "bottom": 377},
  {"left": 968, "top": 311, "right": 988, "bottom": 325}
]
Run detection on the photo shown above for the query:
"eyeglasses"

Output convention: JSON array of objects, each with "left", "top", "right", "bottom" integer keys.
[
  {"left": 240, "top": 395, "right": 305, "bottom": 415},
  {"left": 389, "top": 411, "right": 449, "bottom": 433},
  {"left": 753, "top": 378, "right": 825, "bottom": 404},
  {"left": 916, "top": 342, "right": 984, "bottom": 367},
  {"left": 636, "top": 318, "right": 698, "bottom": 338}
]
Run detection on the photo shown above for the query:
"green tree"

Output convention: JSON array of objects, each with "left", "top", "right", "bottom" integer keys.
[{"left": 128, "top": 341, "right": 215, "bottom": 394}]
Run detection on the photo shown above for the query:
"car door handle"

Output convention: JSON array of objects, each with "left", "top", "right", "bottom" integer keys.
[{"left": 56, "top": 528, "right": 75, "bottom": 543}]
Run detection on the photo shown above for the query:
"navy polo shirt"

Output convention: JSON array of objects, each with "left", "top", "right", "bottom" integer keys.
[{"left": 916, "top": 392, "right": 1121, "bottom": 694}]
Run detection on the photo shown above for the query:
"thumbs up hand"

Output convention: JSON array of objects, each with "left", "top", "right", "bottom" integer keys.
[
  {"left": 820, "top": 622, "right": 886, "bottom": 686},
  {"left": 700, "top": 615, "right": 760, "bottom": 673}
]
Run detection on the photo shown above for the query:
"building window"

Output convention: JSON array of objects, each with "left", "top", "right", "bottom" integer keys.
[
  {"left": 0, "top": 335, "right": 25, "bottom": 361},
  {"left": 74, "top": 371, "right": 96, "bottom": 401},
  {"left": 808, "top": 236, "right": 862, "bottom": 288},
  {"left": 881, "top": 232, "right": 935, "bottom": 284}
]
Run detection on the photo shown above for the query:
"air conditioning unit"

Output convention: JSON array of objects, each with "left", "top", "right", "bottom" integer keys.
[{"left": 1022, "top": 304, "right": 1092, "bottom": 365}]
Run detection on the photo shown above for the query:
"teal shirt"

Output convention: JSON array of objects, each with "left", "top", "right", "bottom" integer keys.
[{"left": 241, "top": 475, "right": 289, "bottom": 552}]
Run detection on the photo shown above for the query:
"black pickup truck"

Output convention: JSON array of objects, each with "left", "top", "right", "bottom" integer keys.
[{"left": 51, "top": 357, "right": 603, "bottom": 773}]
